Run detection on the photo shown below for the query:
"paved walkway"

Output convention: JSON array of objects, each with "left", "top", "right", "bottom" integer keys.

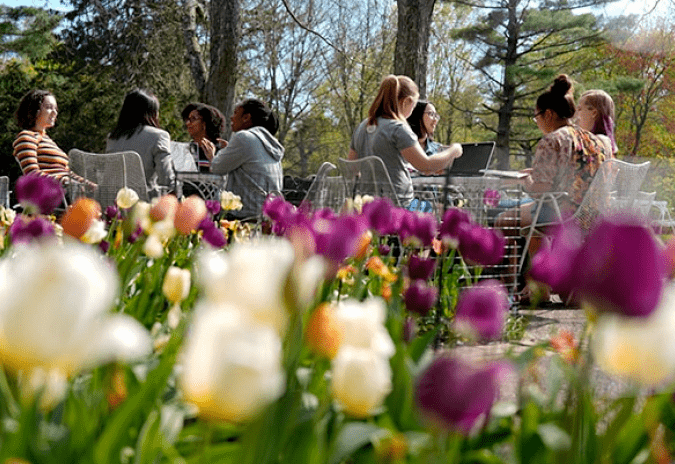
[{"left": 452, "top": 303, "right": 639, "bottom": 403}]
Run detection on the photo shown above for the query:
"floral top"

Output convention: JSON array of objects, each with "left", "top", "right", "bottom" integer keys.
[{"left": 530, "top": 125, "right": 610, "bottom": 213}]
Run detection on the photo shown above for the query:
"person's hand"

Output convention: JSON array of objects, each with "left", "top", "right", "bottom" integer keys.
[
  {"left": 216, "top": 138, "right": 228, "bottom": 149},
  {"left": 199, "top": 138, "right": 217, "bottom": 161}
]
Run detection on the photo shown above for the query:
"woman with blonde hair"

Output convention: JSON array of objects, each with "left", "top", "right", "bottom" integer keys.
[
  {"left": 576, "top": 89, "right": 618, "bottom": 156},
  {"left": 348, "top": 75, "right": 462, "bottom": 206}
]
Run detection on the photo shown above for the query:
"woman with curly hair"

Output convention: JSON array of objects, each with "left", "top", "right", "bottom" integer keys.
[{"left": 181, "top": 102, "right": 226, "bottom": 172}]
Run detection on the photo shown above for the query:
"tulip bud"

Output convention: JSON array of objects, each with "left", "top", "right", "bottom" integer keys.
[
  {"left": 116, "top": 187, "right": 140, "bottom": 209},
  {"left": 143, "top": 233, "right": 164, "bottom": 258},
  {"left": 305, "top": 303, "right": 344, "bottom": 359},
  {"left": 162, "top": 266, "right": 191, "bottom": 305},
  {"left": 174, "top": 196, "right": 208, "bottom": 235},
  {"left": 331, "top": 346, "right": 392, "bottom": 418},
  {"left": 149, "top": 194, "right": 179, "bottom": 222}
]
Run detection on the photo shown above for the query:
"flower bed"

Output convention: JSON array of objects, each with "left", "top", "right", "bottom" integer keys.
[{"left": 0, "top": 173, "right": 674, "bottom": 463}]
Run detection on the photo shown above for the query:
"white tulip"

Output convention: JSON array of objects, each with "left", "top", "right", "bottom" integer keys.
[
  {"left": 143, "top": 233, "right": 164, "bottom": 259},
  {"left": 592, "top": 282, "right": 675, "bottom": 386},
  {"left": 116, "top": 187, "right": 140, "bottom": 209},
  {"left": 196, "top": 238, "right": 296, "bottom": 334},
  {"left": 179, "top": 305, "right": 285, "bottom": 422},
  {"left": 80, "top": 219, "right": 108, "bottom": 244},
  {"left": 331, "top": 345, "right": 392, "bottom": 418},
  {"left": 0, "top": 242, "right": 151, "bottom": 376},
  {"left": 333, "top": 298, "right": 395, "bottom": 359},
  {"left": 163, "top": 266, "right": 191, "bottom": 305}
]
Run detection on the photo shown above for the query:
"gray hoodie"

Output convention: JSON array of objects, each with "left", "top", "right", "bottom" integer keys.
[{"left": 210, "top": 126, "right": 284, "bottom": 219}]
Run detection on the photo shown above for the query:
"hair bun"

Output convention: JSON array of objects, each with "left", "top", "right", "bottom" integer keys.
[{"left": 550, "top": 74, "right": 573, "bottom": 96}]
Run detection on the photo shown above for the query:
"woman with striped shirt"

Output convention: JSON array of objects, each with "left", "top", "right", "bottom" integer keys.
[{"left": 12, "top": 89, "right": 87, "bottom": 187}]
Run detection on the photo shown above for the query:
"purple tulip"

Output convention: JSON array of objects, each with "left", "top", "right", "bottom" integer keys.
[
  {"left": 98, "top": 240, "right": 111, "bottom": 254},
  {"left": 263, "top": 196, "right": 293, "bottom": 221},
  {"left": 403, "top": 317, "right": 417, "bottom": 343},
  {"left": 439, "top": 208, "right": 472, "bottom": 246},
  {"left": 8, "top": 216, "right": 56, "bottom": 244},
  {"left": 361, "top": 197, "right": 397, "bottom": 235},
  {"left": 483, "top": 189, "right": 501, "bottom": 208},
  {"left": 407, "top": 254, "right": 436, "bottom": 281},
  {"left": 314, "top": 214, "right": 367, "bottom": 264},
  {"left": 104, "top": 205, "right": 120, "bottom": 224},
  {"left": 529, "top": 223, "right": 584, "bottom": 296},
  {"left": 205, "top": 199, "right": 221, "bottom": 216},
  {"left": 128, "top": 225, "right": 143, "bottom": 244},
  {"left": 572, "top": 215, "right": 666, "bottom": 318},
  {"left": 458, "top": 223, "right": 506, "bottom": 267},
  {"left": 399, "top": 211, "right": 438, "bottom": 248},
  {"left": 198, "top": 218, "right": 227, "bottom": 248},
  {"left": 404, "top": 279, "right": 438, "bottom": 316},
  {"left": 416, "top": 355, "right": 510, "bottom": 434},
  {"left": 454, "top": 280, "right": 509, "bottom": 341},
  {"left": 15, "top": 174, "right": 64, "bottom": 215},
  {"left": 378, "top": 244, "right": 391, "bottom": 256}
]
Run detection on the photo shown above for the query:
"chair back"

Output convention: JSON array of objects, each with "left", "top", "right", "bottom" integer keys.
[
  {"left": 337, "top": 157, "right": 401, "bottom": 206},
  {"left": 573, "top": 158, "right": 620, "bottom": 230},
  {"left": 300, "top": 162, "right": 346, "bottom": 212},
  {"left": 608, "top": 159, "right": 651, "bottom": 213},
  {"left": 0, "top": 176, "right": 9, "bottom": 209},
  {"left": 69, "top": 149, "right": 149, "bottom": 208}
]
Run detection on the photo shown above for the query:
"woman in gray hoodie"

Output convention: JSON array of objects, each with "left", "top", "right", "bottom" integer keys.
[{"left": 209, "top": 98, "right": 284, "bottom": 220}]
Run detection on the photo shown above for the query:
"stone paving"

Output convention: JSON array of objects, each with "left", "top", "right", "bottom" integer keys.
[{"left": 451, "top": 301, "right": 640, "bottom": 403}]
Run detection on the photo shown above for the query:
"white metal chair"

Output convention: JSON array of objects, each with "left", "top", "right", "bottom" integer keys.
[
  {"left": 337, "top": 157, "right": 401, "bottom": 207},
  {"left": 68, "top": 149, "right": 149, "bottom": 208},
  {"left": 0, "top": 176, "right": 10, "bottom": 209},
  {"left": 300, "top": 162, "right": 346, "bottom": 213},
  {"left": 607, "top": 160, "right": 651, "bottom": 214},
  {"left": 518, "top": 158, "right": 650, "bottom": 273}
]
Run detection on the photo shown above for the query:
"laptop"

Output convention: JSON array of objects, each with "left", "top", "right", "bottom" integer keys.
[
  {"left": 446, "top": 141, "right": 495, "bottom": 177},
  {"left": 170, "top": 141, "right": 199, "bottom": 173}
]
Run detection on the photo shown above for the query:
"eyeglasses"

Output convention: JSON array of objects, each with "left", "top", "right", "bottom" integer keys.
[
  {"left": 532, "top": 110, "right": 545, "bottom": 122},
  {"left": 185, "top": 115, "right": 202, "bottom": 124},
  {"left": 424, "top": 111, "right": 441, "bottom": 120}
]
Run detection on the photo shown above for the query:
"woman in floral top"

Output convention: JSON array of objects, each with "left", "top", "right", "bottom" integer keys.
[
  {"left": 498, "top": 74, "right": 611, "bottom": 230},
  {"left": 496, "top": 74, "right": 611, "bottom": 298}
]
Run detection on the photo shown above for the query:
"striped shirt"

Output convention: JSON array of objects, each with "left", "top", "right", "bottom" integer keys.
[{"left": 12, "top": 130, "right": 85, "bottom": 185}]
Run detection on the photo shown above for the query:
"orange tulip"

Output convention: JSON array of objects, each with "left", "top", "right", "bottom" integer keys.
[
  {"left": 305, "top": 303, "right": 344, "bottom": 359},
  {"left": 174, "top": 195, "right": 207, "bottom": 235},
  {"left": 60, "top": 197, "right": 101, "bottom": 239},
  {"left": 149, "top": 194, "right": 179, "bottom": 222}
]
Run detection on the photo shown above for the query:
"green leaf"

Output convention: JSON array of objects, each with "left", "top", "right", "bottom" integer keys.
[
  {"left": 408, "top": 327, "right": 438, "bottom": 363},
  {"left": 92, "top": 329, "right": 182, "bottom": 464}
]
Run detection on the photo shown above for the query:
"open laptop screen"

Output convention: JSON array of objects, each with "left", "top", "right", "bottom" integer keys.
[{"left": 446, "top": 141, "right": 495, "bottom": 177}]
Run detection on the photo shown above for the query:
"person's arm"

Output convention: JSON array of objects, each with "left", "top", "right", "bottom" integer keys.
[
  {"left": 13, "top": 131, "right": 41, "bottom": 176},
  {"left": 155, "top": 130, "right": 176, "bottom": 189},
  {"left": 347, "top": 148, "right": 358, "bottom": 160},
  {"left": 210, "top": 131, "right": 252, "bottom": 175},
  {"left": 400, "top": 143, "right": 462, "bottom": 174},
  {"left": 525, "top": 136, "right": 558, "bottom": 194}
]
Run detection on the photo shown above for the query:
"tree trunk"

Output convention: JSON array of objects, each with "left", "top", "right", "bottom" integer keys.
[
  {"left": 393, "top": 0, "right": 436, "bottom": 98},
  {"left": 206, "top": 0, "right": 240, "bottom": 138},
  {"left": 495, "top": 0, "right": 519, "bottom": 170},
  {"left": 182, "top": 0, "right": 207, "bottom": 97}
]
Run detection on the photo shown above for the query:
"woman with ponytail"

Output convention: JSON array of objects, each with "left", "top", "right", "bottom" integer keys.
[
  {"left": 576, "top": 89, "right": 618, "bottom": 157},
  {"left": 348, "top": 75, "right": 462, "bottom": 206},
  {"left": 209, "top": 98, "right": 284, "bottom": 220}
]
